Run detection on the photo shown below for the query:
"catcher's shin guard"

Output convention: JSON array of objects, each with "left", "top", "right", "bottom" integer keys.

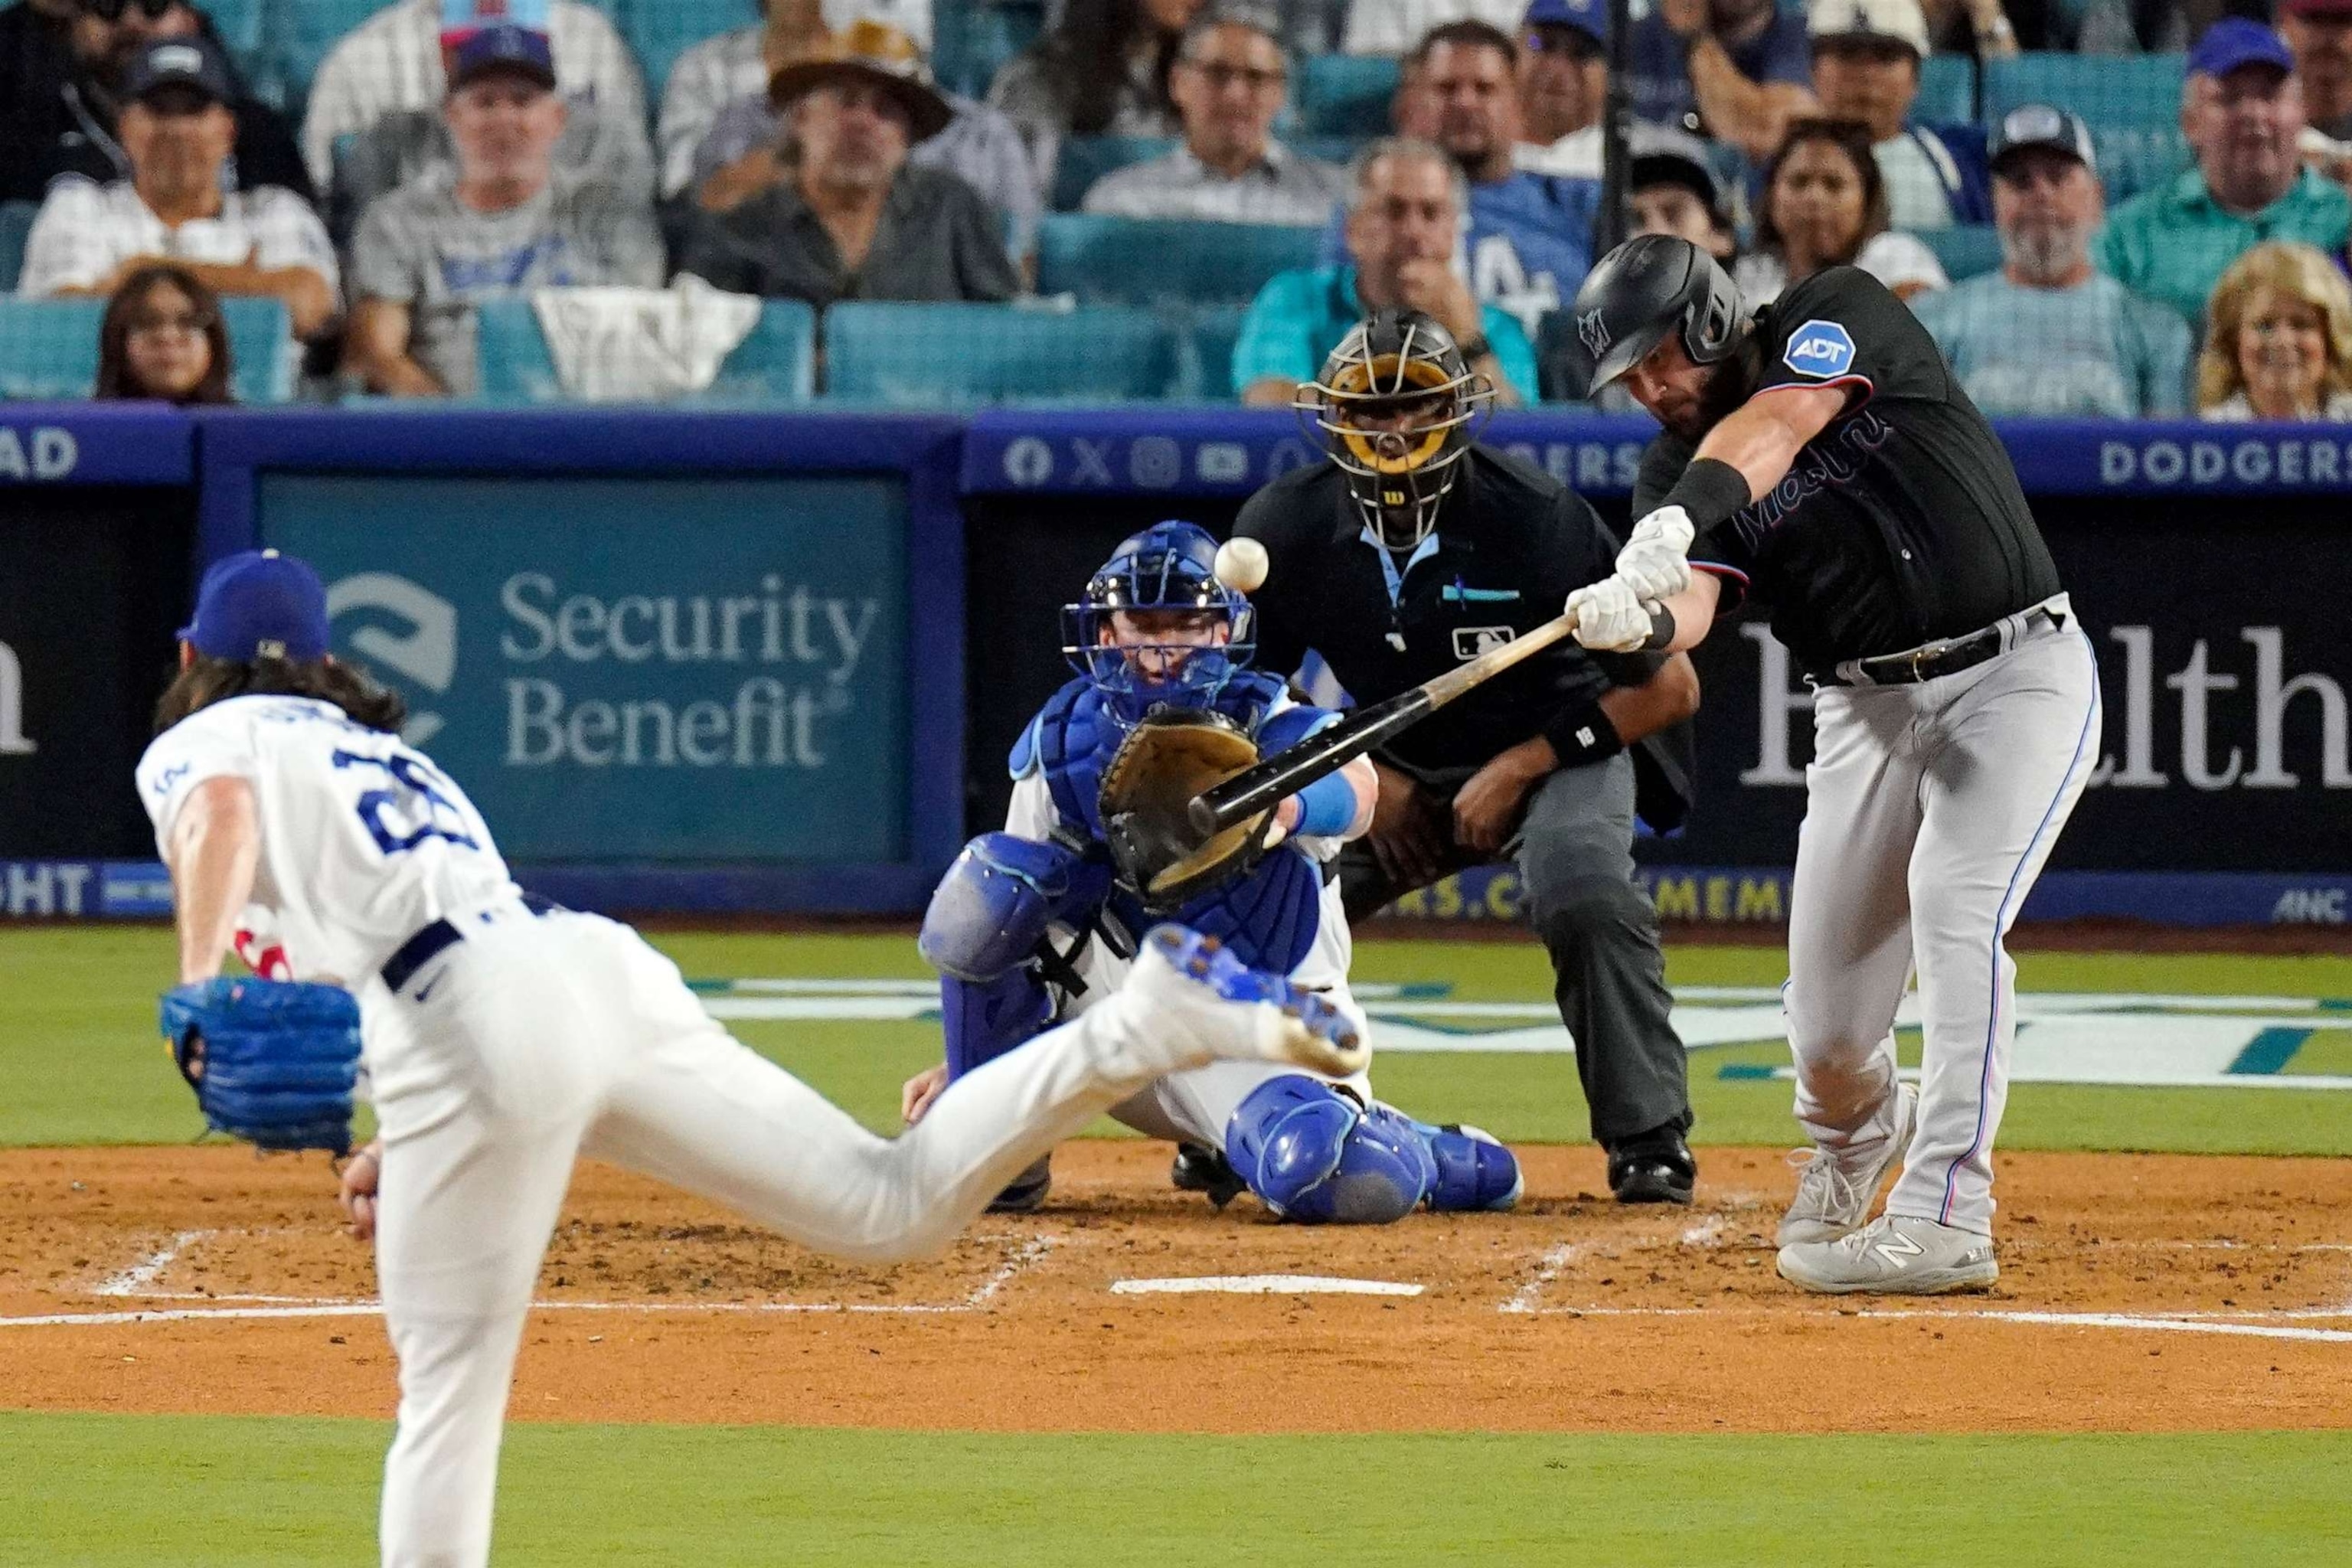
[
  {"left": 1417, "top": 1122, "right": 1524, "bottom": 1212},
  {"left": 1224, "top": 1076, "right": 1434, "bottom": 1224}
]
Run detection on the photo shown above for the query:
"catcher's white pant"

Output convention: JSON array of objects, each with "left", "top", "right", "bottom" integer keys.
[
  {"left": 361, "top": 905, "right": 1227, "bottom": 1568},
  {"left": 1782, "top": 598, "right": 2100, "bottom": 1235}
]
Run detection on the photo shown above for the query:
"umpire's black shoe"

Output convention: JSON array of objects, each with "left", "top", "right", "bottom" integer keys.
[
  {"left": 988, "top": 1155, "right": 1052, "bottom": 1214},
  {"left": 1607, "top": 1128, "right": 1696, "bottom": 1205},
  {"left": 1170, "top": 1142, "right": 1246, "bottom": 1208}
]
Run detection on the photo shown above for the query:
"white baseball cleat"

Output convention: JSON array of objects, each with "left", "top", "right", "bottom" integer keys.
[
  {"left": 1776, "top": 1214, "right": 1998, "bottom": 1295},
  {"left": 1122, "top": 925, "right": 1369, "bottom": 1080},
  {"left": 1777, "top": 1082, "right": 1919, "bottom": 1247}
]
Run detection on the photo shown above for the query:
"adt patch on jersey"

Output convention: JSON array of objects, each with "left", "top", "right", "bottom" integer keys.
[{"left": 1783, "top": 320, "right": 1857, "bottom": 379}]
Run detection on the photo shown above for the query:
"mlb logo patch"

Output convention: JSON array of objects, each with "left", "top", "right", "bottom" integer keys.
[
  {"left": 1783, "top": 319, "right": 1856, "bottom": 379},
  {"left": 1453, "top": 626, "right": 1515, "bottom": 660}
]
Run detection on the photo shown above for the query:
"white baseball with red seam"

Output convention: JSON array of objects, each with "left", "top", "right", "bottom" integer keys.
[{"left": 1214, "top": 537, "right": 1269, "bottom": 593}]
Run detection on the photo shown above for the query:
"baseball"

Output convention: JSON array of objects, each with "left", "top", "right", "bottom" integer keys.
[{"left": 1214, "top": 537, "right": 1269, "bottom": 593}]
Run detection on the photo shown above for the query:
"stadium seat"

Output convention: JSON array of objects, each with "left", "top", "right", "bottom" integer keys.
[
  {"left": 0, "top": 299, "right": 103, "bottom": 401},
  {"left": 1984, "top": 51, "right": 2188, "bottom": 201},
  {"left": 0, "top": 201, "right": 39, "bottom": 294},
  {"left": 203, "top": 0, "right": 272, "bottom": 94},
  {"left": 614, "top": 0, "right": 747, "bottom": 105},
  {"left": 1035, "top": 215, "right": 1321, "bottom": 305},
  {"left": 1919, "top": 224, "right": 2004, "bottom": 283},
  {"left": 933, "top": 0, "right": 1044, "bottom": 100},
  {"left": 1914, "top": 52, "right": 1976, "bottom": 126},
  {"left": 475, "top": 296, "right": 817, "bottom": 403},
  {"left": 1050, "top": 136, "right": 1175, "bottom": 212},
  {"left": 823, "top": 302, "right": 1181, "bottom": 404},
  {"left": 1180, "top": 304, "right": 1249, "bottom": 401},
  {"left": 1296, "top": 54, "right": 1399, "bottom": 139},
  {"left": 218, "top": 297, "right": 296, "bottom": 403}
]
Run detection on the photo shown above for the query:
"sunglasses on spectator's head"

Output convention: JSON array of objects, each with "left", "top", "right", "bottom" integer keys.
[{"left": 80, "top": 0, "right": 178, "bottom": 20}]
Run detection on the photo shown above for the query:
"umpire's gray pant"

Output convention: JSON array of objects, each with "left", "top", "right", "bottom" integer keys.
[{"left": 1339, "top": 753, "right": 1690, "bottom": 1146}]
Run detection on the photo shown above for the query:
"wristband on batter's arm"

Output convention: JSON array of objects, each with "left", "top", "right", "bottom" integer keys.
[
  {"left": 1656, "top": 456, "right": 1753, "bottom": 534},
  {"left": 1541, "top": 699, "right": 1626, "bottom": 769}
]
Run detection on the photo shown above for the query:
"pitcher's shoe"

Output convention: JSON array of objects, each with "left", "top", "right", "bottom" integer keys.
[
  {"left": 1128, "top": 925, "right": 1369, "bottom": 1078},
  {"left": 987, "top": 1155, "right": 1052, "bottom": 1214},
  {"left": 1776, "top": 1214, "right": 1998, "bottom": 1295},
  {"left": 1171, "top": 1142, "right": 1246, "bottom": 1208},
  {"left": 1778, "top": 1083, "right": 1918, "bottom": 1246}
]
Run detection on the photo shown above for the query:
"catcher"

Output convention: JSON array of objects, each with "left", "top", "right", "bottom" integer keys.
[{"left": 905, "top": 521, "right": 1522, "bottom": 1223}]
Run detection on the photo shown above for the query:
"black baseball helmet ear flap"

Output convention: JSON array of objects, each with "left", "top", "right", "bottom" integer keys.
[{"left": 1567, "top": 234, "right": 1744, "bottom": 397}]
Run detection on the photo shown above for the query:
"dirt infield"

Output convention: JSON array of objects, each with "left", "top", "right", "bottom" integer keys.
[{"left": 3, "top": 1144, "right": 2347, "bottom": 1435}]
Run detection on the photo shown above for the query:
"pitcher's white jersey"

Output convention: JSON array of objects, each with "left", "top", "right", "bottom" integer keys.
[{"left": 136, "top": 694, "right": 516, "bottom": 985}]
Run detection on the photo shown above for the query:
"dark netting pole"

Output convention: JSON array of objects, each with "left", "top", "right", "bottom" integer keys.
[{"left": 1594, "top": 0, "right": 1635, "bottom": 254}]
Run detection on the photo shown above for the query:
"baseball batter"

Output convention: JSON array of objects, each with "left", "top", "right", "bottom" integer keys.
[
  {"left": 905, "top": 521, "right": 1522, "bottom": 1223},
  {"left": 138, "top": 549, "right": 1365, "bottom": 1567},
  {"left": 1565, "top": 237, "right": 2102, "bottom": 1294}
]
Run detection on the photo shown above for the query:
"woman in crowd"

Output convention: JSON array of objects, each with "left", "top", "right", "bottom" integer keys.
[
  {"left": 95, "top": 264, "right": 234, "bottom": 405},
  {"left": 2197, "top": 241, "right": 2352, "bottom": 422},
  {"left": 1733, "top": 118, "right": 1947, "bottom": 305},
  {"left": 987, "top": 0, "right": 1202, "bottom": 192}
]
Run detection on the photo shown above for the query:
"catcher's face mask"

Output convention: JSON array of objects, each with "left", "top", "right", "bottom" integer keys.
[
  {"left": 1302, "top": 309, "right": 1493, "bottom": 552},
  {"left": 1061, "top": 523, "right": 1256, "bottom": 725}
]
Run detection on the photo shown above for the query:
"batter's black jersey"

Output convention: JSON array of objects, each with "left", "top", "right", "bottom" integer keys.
[
  {"left": 1236, "top": 446, "right": 1693, "bottom": 824},
  {"left": 1635, "top": 266, "right": 2063, "bottom": 677}
]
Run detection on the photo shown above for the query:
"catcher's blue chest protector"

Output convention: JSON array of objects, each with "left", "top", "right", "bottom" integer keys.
[{"left": 1014, "top": 673, "right": 1328, "bottom": 977}]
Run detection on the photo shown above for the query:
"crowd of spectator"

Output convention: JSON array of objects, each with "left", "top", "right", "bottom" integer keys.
[{"left": 2, "top": 0, "right": 2350, "bottom": 420}]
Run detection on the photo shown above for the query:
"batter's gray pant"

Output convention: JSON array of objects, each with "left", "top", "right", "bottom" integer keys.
[{"left": 1340, "top": 752, "right": 1691, "bottom": 1146}]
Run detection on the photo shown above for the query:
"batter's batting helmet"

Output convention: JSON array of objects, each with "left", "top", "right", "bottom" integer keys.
[
  {"left": 1566, "top": 234, "right": 1743, "bottom": 397},
  {"left": 1300, "top": 309, "right": 1494, "bottom": 551}
]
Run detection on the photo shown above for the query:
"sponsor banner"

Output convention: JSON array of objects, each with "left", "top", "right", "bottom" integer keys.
[
  {"left": 0, "top": 404, "right": 192, "bottom": 487},
  {"left": 261, "top": 473, "right": 913, "bottom": 863},
  {"left": 0, "top": 861, "right": 172, "bottom": 918}
]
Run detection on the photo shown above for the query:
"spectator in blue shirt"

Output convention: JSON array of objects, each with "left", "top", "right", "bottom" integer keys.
[
  {"left": 1911, "top": 106, "right": 2191, "bottom": 417},
  {"left": 1237, "top": 136, "right": 1538, "bottom": 405},
  {"left": 1321, "top": 19, "right": 1599, "bottom": 341},
  {"left": 1625, "top": 0, "right": 1814, "bottom": 162}
]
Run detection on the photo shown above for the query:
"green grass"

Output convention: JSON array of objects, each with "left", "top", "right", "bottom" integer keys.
[
  {"left": 2, "top": 1413, "right": 2347, "bottom": 1566},
  {"left": 5, "top": 926, "right": 2349, "bottom": 1154}
]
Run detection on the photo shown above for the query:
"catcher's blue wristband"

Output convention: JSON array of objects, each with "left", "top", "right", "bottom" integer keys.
[{"left": 1292, "top": 770, "right": 1358, "bottom": 838}]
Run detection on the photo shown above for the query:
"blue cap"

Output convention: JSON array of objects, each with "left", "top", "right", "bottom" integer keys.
[
  {"left": 449, "top": 22, "right": 557, "bottom": 92},
  {"left": 2190, "top": 18, "right": 2294, "bottom": 80},
  {"left": 1524, "top": 0, "right": 1606, "bottom": 46},
  {"left": 178, "top": 550, "right": 331, "bottom": 662}
]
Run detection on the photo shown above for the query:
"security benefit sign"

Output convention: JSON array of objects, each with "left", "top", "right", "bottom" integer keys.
[{"left": 262, "top": 475, "right": 909, "bottom": 862}]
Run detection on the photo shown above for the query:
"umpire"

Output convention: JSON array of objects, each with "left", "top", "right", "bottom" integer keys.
[{"left": 1235, "top": 309, "right": 1704, "bottom": 1203}]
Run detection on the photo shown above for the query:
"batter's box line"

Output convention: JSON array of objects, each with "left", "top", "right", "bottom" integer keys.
[{"left": 1515, "top": 1303, "right": 2352, "bottom": 1344}]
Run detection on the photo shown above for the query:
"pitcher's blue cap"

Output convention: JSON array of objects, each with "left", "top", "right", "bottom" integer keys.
[{"left": 179, "top": 549, "right": 331, "bottom": 662}]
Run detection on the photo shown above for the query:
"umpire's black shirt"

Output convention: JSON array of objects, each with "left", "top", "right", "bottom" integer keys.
[
  {"left": 1236, "top": 443, "right": 1687, "bottom": 820},
  {"left": 1635, "top": 266, "right": 2062, "bottom": 679}
]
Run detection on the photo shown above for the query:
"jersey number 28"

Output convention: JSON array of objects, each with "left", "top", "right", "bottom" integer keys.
[{"left": 331, "top": 748, "right": 480, "bottom": 857}]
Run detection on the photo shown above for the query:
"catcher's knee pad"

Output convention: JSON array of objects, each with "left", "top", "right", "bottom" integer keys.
[
  {"left": 938, "top": 969, "right": 1054, "bottom": 1081},
  {"left": 1419, "top": 1122, "right": 1524, "bottom": 1212},
  {"left": 1225, "top": 1076, "right": 1435, "bottom": 1225},
  {"left": 919, "top": 832, "right": 1090, "bottom": 983}
]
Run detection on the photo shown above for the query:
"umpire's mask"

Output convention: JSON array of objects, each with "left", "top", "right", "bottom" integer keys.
[{"left": 1301, "top": 309, "right": 1492, "bottom": 552}]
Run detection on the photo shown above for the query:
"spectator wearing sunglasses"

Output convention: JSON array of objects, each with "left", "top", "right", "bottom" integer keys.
[
  {"left": 1513, "top": 0, "right": 1606, "bottom": 178},
  {"left": 0, "top": 0, "right": 310, "bottom": 204}
]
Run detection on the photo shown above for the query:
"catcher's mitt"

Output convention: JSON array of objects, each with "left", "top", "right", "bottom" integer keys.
[
  {"left": 159, "top": 976, "right": 363, "bottom": 1155},
  {"left": 1099, "top": 707, "right": 1278, "bottom": 911}
]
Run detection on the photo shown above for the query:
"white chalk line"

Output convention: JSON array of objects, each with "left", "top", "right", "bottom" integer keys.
[
  {"left": 1498, "top": 1243, "right": 1580, "bottom": 1315},
  {"left": 965, "top": 1234, "right": 1060, "bottom": 1308},
  {"left": 91, "top": 1230, "right": 214, "bottom": 1297},
  {"left": 1110, "top": 1276, "right": 1423, "bottom": 1297},
  {"left": 1522, "top": 1304, "right": 2352, "bottom": 1343}
]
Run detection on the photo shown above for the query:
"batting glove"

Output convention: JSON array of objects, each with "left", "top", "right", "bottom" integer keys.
[
  {"left": 1566, "top": 575, "right": 1655, "bottom": 653},
  {"left": 1616, "top": 505, "right": 1694, "bottom": 603}
]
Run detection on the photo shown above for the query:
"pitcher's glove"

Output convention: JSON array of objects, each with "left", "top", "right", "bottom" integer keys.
[
  {"left": 1098, "top": 708, "right": 1279, "bottom": 913},
  {"left": 159, "top": 977, "right": 363, "bottom": 1155}
]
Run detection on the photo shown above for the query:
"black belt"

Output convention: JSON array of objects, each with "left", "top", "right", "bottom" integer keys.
[
  {"left": 381, "top": 893, "right": 558, "bottom": 993},
  {"left": 1821, "top": 606, "right": 2062, "bottom": 688}
]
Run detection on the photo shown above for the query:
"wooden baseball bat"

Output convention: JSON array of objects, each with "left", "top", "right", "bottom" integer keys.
[{"left": 1187, "top": 602, "right": 1664, "bottom": 837}]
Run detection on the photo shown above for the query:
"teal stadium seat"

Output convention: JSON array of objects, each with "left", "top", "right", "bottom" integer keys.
[
  {"left": 615, "top": 0, "right": 748, "bottom": 103},
  {"left": 474, "top": 296, "right": 816, "bottom": 403},
  {"left": 824, "top": 302, "right": 1180, "bottom": 403},
  {"left": 933, "top": 0, "right": 1044, "bottom": 100},
  {"left": 1050, "top": 136, "right": 1174, "bottom": 211},
  {"left": 0, "top": 201, "right": 38, "bottom": 292},
  {"left": 0, "top": 297, "right": 286, "bottom": 402},
  {"left": 1297, "top": 54, "right": 1399, "bottom": 139},
  {"left": 1919, "top": 223, "right": 2004, "bottom": 282},
  {"left": 1035, "top": 215, "right": 1321, "bottom": 305},
  {"left": 1984, "top": 51, "right": 2189, "bottom": 201},
  {"left": 1182, "top": 304, "right": 1249, "bottom": 401},
  {"left": 201, "top": 0, "right": 273, "bottom": 96},
  {"left": 1914, "top": 52, "right": 1976, "bottom": 126}
]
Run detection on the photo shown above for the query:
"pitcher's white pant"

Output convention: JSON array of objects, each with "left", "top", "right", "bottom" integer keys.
[
  {"left": 361, "top": 906, "right": 1215, "bottom": 1568},
  {"left": 1782, "top": 599, "right": 2101, "bottom": 1236}
]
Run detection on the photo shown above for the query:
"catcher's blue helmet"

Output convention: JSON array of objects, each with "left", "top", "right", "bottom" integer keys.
[{"left": 1062, "top": 521, "right": 1256, "bottom": 724}]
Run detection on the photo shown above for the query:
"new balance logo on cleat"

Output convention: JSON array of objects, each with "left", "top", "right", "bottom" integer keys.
[{"left": 1870, "top": 1230, "right": 1925, "bottom": 1268}]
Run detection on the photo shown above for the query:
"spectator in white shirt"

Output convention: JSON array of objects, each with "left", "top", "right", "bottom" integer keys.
[
  {"left": 1513, "top": 0, "right": 1608, "bottom": 178},
  {"left": 18, "top": 35, "right": 337, "bottom": 341},
  {"left": 1080, "top": 5, "right": 1348, "bottom": 225},
  {"left": 1344, "top": 0, "right": 1527, "bottom": 54},
  {"left": 658, "top": 0, "right": 933, "bottom": 199},
  {"left": 299, "top": 0, "right": 648, "bottom": 198}
]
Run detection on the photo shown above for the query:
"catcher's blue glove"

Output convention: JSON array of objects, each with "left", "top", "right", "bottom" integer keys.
[{"left": 159, "top": 977, "right": 363, "bottom": 1155}]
